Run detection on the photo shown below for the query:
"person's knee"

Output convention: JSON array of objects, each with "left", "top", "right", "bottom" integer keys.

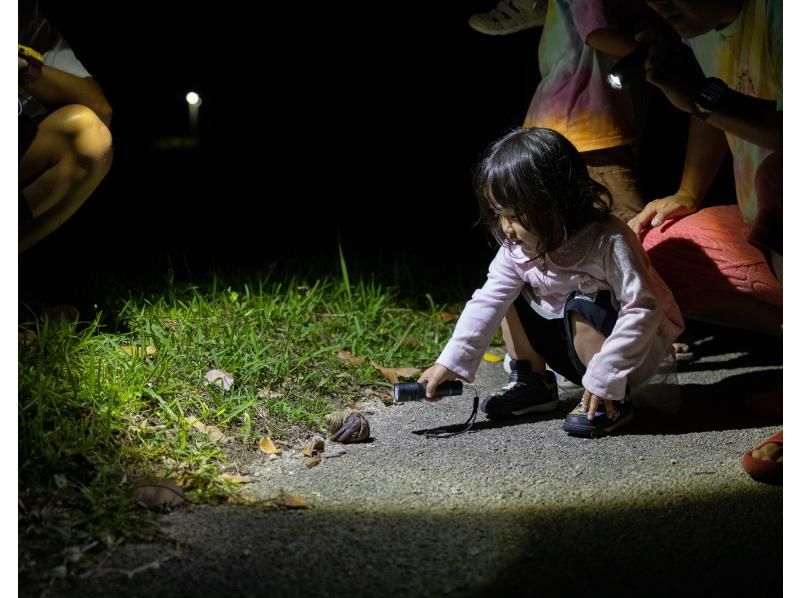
[{"left": 50, "top": 105, "right": 113, "bottom": 168}]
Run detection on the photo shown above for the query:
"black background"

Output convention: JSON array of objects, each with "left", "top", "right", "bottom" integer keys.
[{"left": 20, "top": 1, "right": 708, "bottom": 308}]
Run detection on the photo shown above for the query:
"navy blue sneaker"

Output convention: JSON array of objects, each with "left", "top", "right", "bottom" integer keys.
[
  {"left": 480, "top": 360, "right": 559, "bottom": 419},
  {"left": 562, "top": 397, "right": 633, "bottom": 437}
]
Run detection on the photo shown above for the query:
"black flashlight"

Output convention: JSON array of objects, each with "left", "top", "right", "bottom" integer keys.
[
  {"left": 393, "top": 380, "right": 464, "bottom": 402},
  {"left": 607, "top": 43, "right": 650, "bottom": 89}
]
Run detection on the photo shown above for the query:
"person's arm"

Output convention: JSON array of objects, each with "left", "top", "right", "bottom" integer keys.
[
  {"left": 581, "top": 226, "right": 680, "bottom": 401},
  {"left": 640, "top": 31, "right": 779, "bottom": 151},
  {"left": 700, "top": 93, "right": 780, "bottom": 152},
  {"left": 628, "top": 116, "right": 729, "bottom": 234},
  {"left": 435, "top": 250, "right": 525, "bottom": 384},
  {"left": 585, "top": 27, "right": 637, "bottom": 59},
  {"left": 21, "top": 65, "right": 112, "bottom": 127}
]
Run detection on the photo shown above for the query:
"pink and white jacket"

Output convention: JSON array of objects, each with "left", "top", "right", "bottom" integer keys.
[{"left": 437, "top": 216, "right": 684, "bottom": 401}]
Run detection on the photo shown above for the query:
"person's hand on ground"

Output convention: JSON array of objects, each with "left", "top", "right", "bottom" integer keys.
[
  {"left": 627, "top": 190, "right": 700, "bottom": 235},
  {"left": 417, "top": 364, "right": 459, "bottom": 400}
]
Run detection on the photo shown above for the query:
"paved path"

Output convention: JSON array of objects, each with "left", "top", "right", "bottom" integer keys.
[{"left": 60, "top": 324, "right": 782, "bottom": 597}]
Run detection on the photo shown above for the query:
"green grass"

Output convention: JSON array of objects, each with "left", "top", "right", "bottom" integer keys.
[{"left": 18, "top": 264, "right": 462, "bottom": 581}]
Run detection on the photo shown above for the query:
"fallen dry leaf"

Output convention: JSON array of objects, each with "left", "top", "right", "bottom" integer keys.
[
  {"left": 205, "top": 368, "right": 234, "bottom": 391},
  {"left": 186, "top": 416, "right": 225, "bottom": 443},
  {"left": 117, "top": 345, "right": 157, "bottom": 358},
  {"left": 258, "top": 437, "right": 283, "bottom": 455},
  {"left": 275, "top": 492, "right": 309, "bottom": 509},
  {"left": 132, "top": 480, "right": 185, "bottom": 510},
  {"left": 337, "top": 350, "right": 366, "bottom": 368},
  {"left": 302, "top": 440, "right": 325, "bottom": 458},
  {"left": 435, "top": 311, "right": 459, "bottom": 322},
  {"left": 369, "top": 360, "right": 421, "bottom": 384},
  {"left": 402, "top": 336, "right": 420, "bottom": 346},
  {"left": 305, "top": 455, "right": 322, "bottom": 468},
  {"left": 18, "top": 328, "right": 37, "bottom": 347},
  {"left": 222, "top": 473, "right": 254, "bottom": 484}
]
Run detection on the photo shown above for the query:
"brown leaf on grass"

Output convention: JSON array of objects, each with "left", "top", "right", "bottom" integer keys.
[
  {"left": 18, "top": 328, "right": 37, "bottom": 347},
  {"left": 205, "top": 368, "right": 234, "bottom": 391},
  {"left": 117, "top": 345, "right": 157, "bottom": 358},
  {"left": 369, "top": 360, "right": 421, "bottom": 385},
  {"left": 258, "top": 437, "right": 282, "bottom": 455},
  {"left": 337, "top": 350, "right": 366, "bottom": 368},
  {"left": 402, "top": 336, "right": 420, "bottom": 346},
  {"left": 185, "top": 416, "right": 225, "bottom": 443},
  {"left": 435, "top": 311, "right": 459, "bottom": 322},
  {"left": 302, "top": 440, "right": 325, "bottom": 458},
  {"left": 222, "top": 473, "right": 254, "bottom": 484},
  {"left": 305, "top": 455, "right": 322, "bottom": 468},
  {"left": 132, "top": 480, "right": 185, "bottom": 510},
  {"left": 274, "top": 492, "right": 309, "bottom": 509}
]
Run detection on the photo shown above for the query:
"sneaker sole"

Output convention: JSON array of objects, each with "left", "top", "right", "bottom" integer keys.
[
  {"left": 467, "top": 21, "right": 545, "bottom": 35},
  {"left": 562, "top": 411, "right": 634, "bottom": 438},
  {"left": 510, "top": 397, "right": 560, "bottom": 416}
]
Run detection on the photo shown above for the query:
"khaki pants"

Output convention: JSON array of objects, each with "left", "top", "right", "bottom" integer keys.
[{"left": 582, "top": 145, "right": 643, "bottom": 224}]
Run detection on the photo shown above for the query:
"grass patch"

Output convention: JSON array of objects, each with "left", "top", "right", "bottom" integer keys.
[{"left": 19, "top": 267, "right": 461, "bottom": 583}]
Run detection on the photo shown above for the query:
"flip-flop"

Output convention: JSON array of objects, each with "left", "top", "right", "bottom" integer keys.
[{"left": 742, "top": 430, "right": 782, "bottom": 485}]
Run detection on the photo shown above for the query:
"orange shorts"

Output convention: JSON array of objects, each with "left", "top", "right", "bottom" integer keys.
[{"left": 641, "top": 205, "right": 781, "bottom": 313}]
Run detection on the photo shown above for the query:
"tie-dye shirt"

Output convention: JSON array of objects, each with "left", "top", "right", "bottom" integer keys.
[
  {"left": 688, "top": 0, "right": 781, "bottom": 222},
  {"left": 523, "top": 0, "right": 635, "bottom": 152}
]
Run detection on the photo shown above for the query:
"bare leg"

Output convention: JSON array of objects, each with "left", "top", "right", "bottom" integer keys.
[
  {"left": 19, "top": 104, "right": 113, "bottom": 252},
  {"left": 501, "top": 304, "right": 546, "bottom": 374}
]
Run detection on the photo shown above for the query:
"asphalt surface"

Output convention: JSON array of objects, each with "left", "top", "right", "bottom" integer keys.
[{"left": 53, "top": 323, "right": 782, "bottom": 598}]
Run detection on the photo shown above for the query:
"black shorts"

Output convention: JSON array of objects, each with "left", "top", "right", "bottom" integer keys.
[{"left": 513, "top": 289, "right": 619, "bottom": 386}]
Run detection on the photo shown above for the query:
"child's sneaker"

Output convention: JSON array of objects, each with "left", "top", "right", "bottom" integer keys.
[
  {"left": 562, "top": 397, "right": 633, "bottom": 438},
  {"left": 504, "top": 353, "right": 582, "bottom": 398},
  {"left": 468, "top": 1, "right": 547, "bottom": 36},
  {"left": 480, "top": 359, "right": 559, "bottom": 419}
]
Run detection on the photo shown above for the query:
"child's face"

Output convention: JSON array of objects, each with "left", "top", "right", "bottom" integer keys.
[{"left": 500, "top": 214, "right": 541, "bottom": 257}]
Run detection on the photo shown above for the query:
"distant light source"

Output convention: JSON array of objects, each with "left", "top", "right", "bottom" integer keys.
[{"left": 186, "top": 91, "right": 202, "bottom": 138}]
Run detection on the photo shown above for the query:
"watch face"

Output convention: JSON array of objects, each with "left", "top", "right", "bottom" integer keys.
[{"left": 697, "top": 77, "right": 727, "bottom": 110}]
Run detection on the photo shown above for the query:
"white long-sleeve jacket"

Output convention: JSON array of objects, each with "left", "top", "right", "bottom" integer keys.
[{"left": 437, "top": 217, "right": 685, "bottom": 401}]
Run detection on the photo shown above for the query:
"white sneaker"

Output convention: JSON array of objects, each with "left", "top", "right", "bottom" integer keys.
[{"left": 468, "top": 1, "right": 547, "bottom": 36}]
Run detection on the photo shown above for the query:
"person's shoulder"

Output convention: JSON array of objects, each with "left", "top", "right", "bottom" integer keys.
[{"left": 595, "top": 215, "right": 641, "bottom": 251}]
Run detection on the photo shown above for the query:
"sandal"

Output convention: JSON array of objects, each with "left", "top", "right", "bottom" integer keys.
[
  {"left": 742, "top": 430, "right": 782, "bottom": 485},
  {"left": 468, "top": 1, "right": 547, "bottom": 36}
]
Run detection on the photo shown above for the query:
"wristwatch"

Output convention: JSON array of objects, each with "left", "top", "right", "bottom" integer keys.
[
  {"left": 691, "top": 77, "right": 728, "bottom": 121},
  {"left": 18, "top": 44, "right": 44, "bottom": 85}
]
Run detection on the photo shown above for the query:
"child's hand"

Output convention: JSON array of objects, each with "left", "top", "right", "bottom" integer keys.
[
  {"left": 581, "top": 390, "right": 616, "bottom": 421},
  {"left": 417, "top": 364, "right": 459, "bottom": 401}
]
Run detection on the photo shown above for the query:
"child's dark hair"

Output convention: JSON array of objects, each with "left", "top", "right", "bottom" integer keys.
[{"left": 474, "top": 127, "right": 612, "bottom": 255}]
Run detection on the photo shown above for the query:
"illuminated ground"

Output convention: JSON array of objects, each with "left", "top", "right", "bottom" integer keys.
[{"left": 62, "top": 322, "right": 781, "bottom": 596}]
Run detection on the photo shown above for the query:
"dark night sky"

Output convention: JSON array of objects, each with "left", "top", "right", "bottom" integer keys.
[{"left": 20, "top": 1, "right": 698, "bottom": 306}]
